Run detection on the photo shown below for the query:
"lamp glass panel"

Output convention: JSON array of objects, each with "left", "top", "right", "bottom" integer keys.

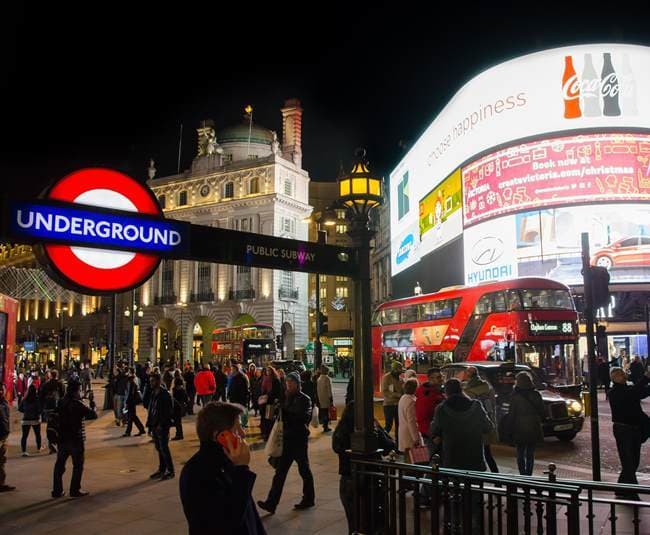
[
  {"left": 369, "top": 178, "right": 381, "bottom": 196},
  {"left": 352, "top": 178, "right": 367, "bottom": 194},
  {"left": 340, "top": 179, "right": 351, "bottom": 196}
]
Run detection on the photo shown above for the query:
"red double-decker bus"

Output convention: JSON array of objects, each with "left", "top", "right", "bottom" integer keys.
[
  {"left": 372, "top": 278, "right": 579, "bottom": 394},
  {"left": 0, "top": 294, "right": 18, "bottom": 402},
  {"left": 210, "top": 323, "right": 276, "bottom": 366}
]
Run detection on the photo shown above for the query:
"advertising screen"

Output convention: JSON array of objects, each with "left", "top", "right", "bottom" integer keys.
[
  {"left": 463, "top": 216, "right": 518, "bottom": 286},
  {"left": 391, "top": 44, "right": 650, "bottom": 279},
  {"left": 463, "top": 133, "right": 650, "bottom": 227},
  {"left": 419, "top": 169, "right": 463, "bottom": 257}
]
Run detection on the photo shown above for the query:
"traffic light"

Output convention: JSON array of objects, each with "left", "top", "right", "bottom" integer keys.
[
  {"left": 318, "top": 311, "right": 328, "bottom": 334},
  {"left": 590, "top": 266, "right": 611, "bottom": 310},
  {"left": 596, "top": 325, "right": 608, "bottom": 359},
  {"left": 276, "top": 335, "right": 283, "bottom": 349}
]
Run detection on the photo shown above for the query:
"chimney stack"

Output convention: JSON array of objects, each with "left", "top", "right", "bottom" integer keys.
[{"left": 280, "top": 98, "right": 303, "bottom": 167}]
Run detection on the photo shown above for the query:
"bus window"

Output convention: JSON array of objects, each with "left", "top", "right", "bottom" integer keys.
[
  {"left": 506, "top": 289, "right": 522, "bottom": 310},
  {"left": 474, "top": 292, "right": 506, "bottom": 315},
  {"left": 372, "top": 310, "right": 382, "bottom": 325},
  {"left": 401, "top": 305, "right": 419, "bottom": 324},
  {"left": 520, "top": 289, "right": 574, "bottom": 310},
  {"left": 419, "top": 298, "right": 460, "bottom": 320},
  {"left": 383, "top": 308, "right": 401, "bottom": 325},
  {"left": 413, "top": 351, "right": 453, "bottom": 373}
]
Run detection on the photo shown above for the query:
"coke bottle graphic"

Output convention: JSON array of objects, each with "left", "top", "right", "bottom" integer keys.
[
  {"left": 562, "top": 55, "right": 582, "bottom": 119},
  {"left": 620, "top": 53, "right": 638, "bottom": 116},
  {"left": 601, "top": 52, "right": 621, "bottom": 117},
  {"left": 582, "top": 53, "right": 601, "bottom": 117}
]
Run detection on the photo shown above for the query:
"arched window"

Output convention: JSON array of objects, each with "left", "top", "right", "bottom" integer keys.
[
  {"left": 224, "top": 181, "right": 234, "bottom": 198},
  {"left": 158, "top": 195, "right": 166, "bottom": 209},
  {"left": 249, "top": 177, "right": 259, "bottom": 195}
]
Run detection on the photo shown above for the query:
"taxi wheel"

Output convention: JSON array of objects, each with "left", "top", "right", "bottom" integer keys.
[{"left": 556, "top": 431, "right": 577, "bottom": 442}]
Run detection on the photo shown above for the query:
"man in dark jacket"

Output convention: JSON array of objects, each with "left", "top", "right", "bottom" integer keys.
[
  {"left": 609, "top": 366, "right": 650, "bottom": 499},
  {"left": 113, "top": 365, "right": 129, "bottom": 426},
  {"left": 180, "top": 402, "right": 266, "bottom": 535},
  {"left": 213, "top": 364, "right": 228, "bottom": 402},
  {"left": 183, "top": 364, "right": 196, "bottom": 415},
  {"left": 52, "top": 380, "right": 97, "bottom": 498},
  {"left": 258, "top": 372, "right": 315, "bottom": 514},
  {"left": 430, "top": 378, "right": 493, "bottom": 471},
  {"left": 0, "top": 383, "right": 15, "bottom": 492},
  {"left": 228, "top": 366, "right": 250, "bottom": 408},
  {"left": 508, "top": 372, "right": 545, "bottom": 476},
  {"left": 147, "top": 372, "right": 175, "bottom": 479},
  {"left": 597, "top": 357, "right": 611, "bottom": 398},
  {"left": 123, "top": 371, "right": 146, "bottom": 437},
  {"left": 40, "top": 370, "right": 65, "bottom": 454}
]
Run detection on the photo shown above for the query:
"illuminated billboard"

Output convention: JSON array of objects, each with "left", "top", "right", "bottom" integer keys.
[
  {"left": 391, "top": 43, "right": 650, "bottom": 277},
  {"left": 463, "top": 133, "right": 650, "bottom": 228},
  {"left": 419, "top": 169, "right": 462, "bottom": 257}
]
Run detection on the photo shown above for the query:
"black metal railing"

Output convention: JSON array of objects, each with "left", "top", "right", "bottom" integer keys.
[
  {"left": 189, "top": 292, "right": 214, "bottom": 303},
  {"left": 279, "top": 286, "right": 299, "bottom": 300},
  {"left": 154, "top": 295, "right": 177, "bottom": 305},
  {"left": 228, "top": 288, "right": 255, "bottom": 300},
  {"left": 350, "top": 455, "right": 650, "bottom": 535}
]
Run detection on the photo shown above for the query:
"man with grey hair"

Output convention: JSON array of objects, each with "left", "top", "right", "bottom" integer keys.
[{"left": 608, "top": 366, "right": 650, "bottom": 499}]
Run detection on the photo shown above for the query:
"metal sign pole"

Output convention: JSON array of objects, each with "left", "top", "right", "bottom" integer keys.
[{"left": 581, "top": 232, "right": 601, "bottom": 481}]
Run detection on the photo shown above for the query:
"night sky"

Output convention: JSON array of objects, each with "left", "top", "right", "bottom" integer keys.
[{"left": 2, "top": 3, "right": 650, "bottom": 196}]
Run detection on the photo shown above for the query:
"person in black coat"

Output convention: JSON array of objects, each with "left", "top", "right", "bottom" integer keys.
[
  {"left": 608, "top": 366, "right": 650, "bottom": 499},
  {"left": 172, "top": 377, "right": 189, "bottom": 440},
  {"left": 257, "top": 372, "right": 315, "bottom": 514},
  {"left": 179, "top": 402, "right": 266, "bottom": 535},
  {"left": 183, "top": 365, "right": 196, "bottom": 415},
  {"left": 123, "top": 371, "right": 145, "bottom": 437},
  {"left": 19, "top": 385, "right": 43, "bottom": 454},
  {"left": 146, "top": 372, "right": 175, "bottom": 479},
  {"left": 228, "top": 367, "right": 250, "bottom": 408},
  {"left": 508, "top": 372, "right": 545, "bottom": 476},
  {"left": 52, "top": 380, "right": 97, "bottom": 498},
  {"left": 629, "top": 356, "right": 646, "bottom": 385}
]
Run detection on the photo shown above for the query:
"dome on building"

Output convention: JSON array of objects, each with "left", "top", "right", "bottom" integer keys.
[{"left": 218, "top": 122, "right": 274, "bottom": 145}]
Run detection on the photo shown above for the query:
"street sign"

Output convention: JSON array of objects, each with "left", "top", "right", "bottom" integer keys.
[
  {"left": 6, "top": 168, "right": 189, "bottom": 294},
  {"left": 2, "top": 167, "right": 358, "bottom": 295}
]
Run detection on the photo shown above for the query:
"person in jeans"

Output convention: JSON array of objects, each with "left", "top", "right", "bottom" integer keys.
[
  {"left": 123, "top": 371, "right": 146, "bottom": 437},
  {"left": 19, "top": 385, "right": 43, "bottom": 455},
  {"left": 257, "top": 372, "right": 315, "bottom": 514},
  {"left": 113, "top": 365, "right": 129, "bottom": 426},
  {"left": 508, "top": 372, "right": 544, "bottom": 476},
  {"left": 0, "top": 383, "right": 16, "bottom": 493},
  {"left": 147, "top": 372, "right": 175, "bottom": 480},
  {"left": 381, "top": 361, "right": 403, "bottom": 438},
  {"left": 52, "top": 380, "right": 97, "bottom": 498},
  {"left": 179, "top": 402, "right": 266, "bottom": 535},
  {"left": 194, "top": 362, "right": 216, "bottom": 407},
  {"left": 463, "top": 366, "right": 499, "bottom": 473},
  {"left": 609, "top": 366, "right": 650, "bottom": 500}
]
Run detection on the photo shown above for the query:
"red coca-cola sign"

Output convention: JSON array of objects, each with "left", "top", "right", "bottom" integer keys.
[{"left": 462, "top": 132, "right": 650, "bottom": 228}]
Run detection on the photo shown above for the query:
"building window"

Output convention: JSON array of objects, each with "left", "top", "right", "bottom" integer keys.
[
  {"left": 336, "top": 210, "right": 346, "bottom": 220},
  {"left": 223, "top": 153, "right": 233, "bottom": 164},
  {"left": 284, "top": 179, "right": 292, "bottom": 196},
  {"left": 336, "top": 276, "right": 348, "bottom": 282},
  {"left": 281, "top": 271, "right": 294, "bottom": 289},
  {"left": 282, "top": 217, "right": 295, "bottom": 234},
  {"left": 336, "top": 286, "right": 349, "bottom": 298},
  {"left": 197, "top": 262, "right": 211, "bottom": 295},
  {"left": 320, "top": 287, "right": 327, "bottom": 299},
  {"left": 249, "top": 177, "right": 259, "bottom": 194},
  {"left": 248, "top": 154, "right": 259, "bottom": 160},
  {"left": 161, "top": 260, "right": 175, "bottom": 298},
  {"left": 224, "top": 182, "right": 234, "bottom": 198},
  {"left": 158, "top": 195, "right": 166, "bottom": 209},
  {"left": 236, "top": 265, "right": 251, "bottom": 290},
  {"left": 178, "top": 191, "right": 188, "bottom": 206},
  {"left": 319, "top": 275, "right": 327, "bottom": 284},
  {"left": 336, "top": 224, "right": 347, "bottom": 234}
]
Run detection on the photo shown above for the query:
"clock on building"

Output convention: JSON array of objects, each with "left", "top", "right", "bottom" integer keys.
[{"left": 200, "top": 184, "right": 210, "bottom": 197}]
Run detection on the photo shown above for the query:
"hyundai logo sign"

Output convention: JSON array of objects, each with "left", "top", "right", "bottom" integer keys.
[
  {"left": 396, "top": 233, "right": 415, "bottom": 265},
  {"left": 471, "top": 236, "right": 504, "bottom": 266}
]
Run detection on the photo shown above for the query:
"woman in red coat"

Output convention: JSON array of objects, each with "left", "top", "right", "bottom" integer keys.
[{"left": 194, "top": 363, "right": 216, "bottom": 406}]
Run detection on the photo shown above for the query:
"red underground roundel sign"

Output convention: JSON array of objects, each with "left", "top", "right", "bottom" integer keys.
[{"left": 19, "top": 168, "right": 182, "bottom": 294}]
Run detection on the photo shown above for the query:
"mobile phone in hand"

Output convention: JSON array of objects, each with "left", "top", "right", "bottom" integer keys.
[{"left": 216, "top": 430, "right": 240, "bottom": 450}]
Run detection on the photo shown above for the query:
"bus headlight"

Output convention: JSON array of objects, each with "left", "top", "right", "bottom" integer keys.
[{"left": 567, "top": 400, "right": 582, "bottom": 414}]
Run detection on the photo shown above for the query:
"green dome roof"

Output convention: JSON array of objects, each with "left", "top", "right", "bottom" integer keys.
[{"left": 218, "top": 122, "right": 274, "bottom": 145}]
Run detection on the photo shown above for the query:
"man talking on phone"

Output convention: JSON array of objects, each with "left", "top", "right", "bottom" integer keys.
[{"left": 179, "top": 402, "right": 265, "bottom": 535}]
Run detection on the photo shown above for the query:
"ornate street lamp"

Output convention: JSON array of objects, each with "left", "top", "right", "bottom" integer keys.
[{"left": 337, "top": 148, "right": 383, "bottom": 454}]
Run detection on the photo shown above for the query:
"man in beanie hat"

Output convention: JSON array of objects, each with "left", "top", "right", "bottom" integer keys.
[{"left": 258, "top": 371, "right": 315, "bottom": 514}]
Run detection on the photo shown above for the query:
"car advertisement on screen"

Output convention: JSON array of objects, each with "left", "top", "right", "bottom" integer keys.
[
  {"left": 419, "top": 169, "right": 463, "bottom": 257},
  {"left": 516, "top": 203, "right": 650, "bottom": 284},
  {"left": 463, "top": 133, "right": 650, "bottom": 228},
  {"left": 464, "top": 216, "right": 518, "bottom": 286}
]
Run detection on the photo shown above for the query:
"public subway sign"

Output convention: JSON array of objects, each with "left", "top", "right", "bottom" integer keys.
[{"left": 4, "top": 168, "right": 189, "bottom": 294}]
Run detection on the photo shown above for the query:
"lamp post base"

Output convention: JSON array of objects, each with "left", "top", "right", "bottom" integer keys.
[{"left": 351, "top": 429, "right": 377, "bottom": 455}]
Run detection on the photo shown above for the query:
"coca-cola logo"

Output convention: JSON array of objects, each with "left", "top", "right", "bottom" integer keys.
[{"left": 562, "top": 72, "right": 621, "bottom": 100}]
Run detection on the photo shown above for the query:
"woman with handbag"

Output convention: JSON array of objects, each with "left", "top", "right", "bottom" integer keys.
[
  {"left": 260, "top": 367, "right": 282, "bottom": 441},
  {"left": 398, "top": 379, "right": 422, "bottom": 461}
]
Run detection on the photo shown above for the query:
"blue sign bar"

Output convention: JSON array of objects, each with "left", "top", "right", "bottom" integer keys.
[{"left": 10, "top": 201, "right": 188, "bottom": 254}]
